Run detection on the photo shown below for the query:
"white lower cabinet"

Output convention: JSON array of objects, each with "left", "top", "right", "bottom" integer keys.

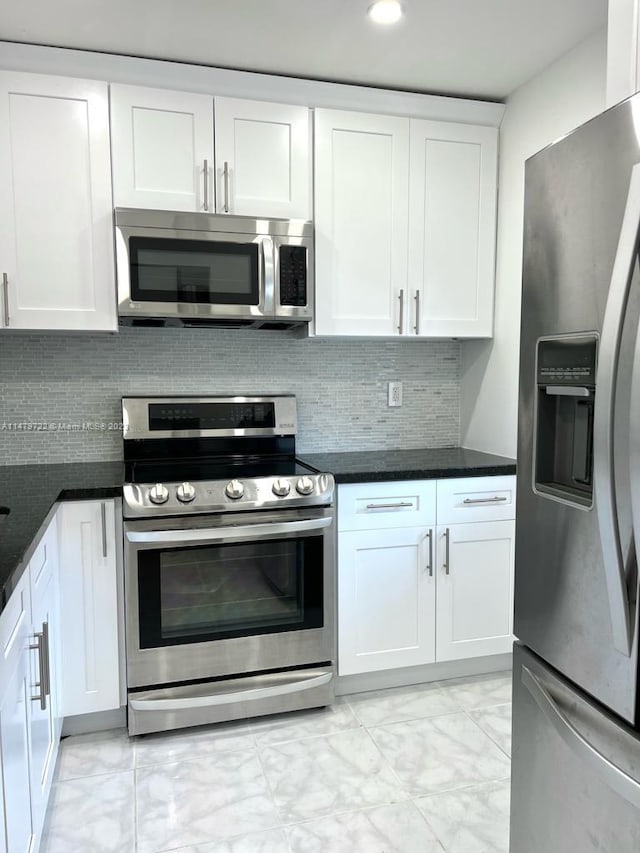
[
  {"left": 0, "top": 572, "right": 33, "bottom": 853},
  {"left": 57, "top": 500, "right": 120, "bottom": 717},
  {"left": 338, "top": 526, "right": 435, "bottom": 675},
  {"left": 28, "top": 516, "right": 61, "bottom": 849},
  {"left": 337, "top": 476, "right": 516, "bottom": 677},
  {"left": 435, "top": 520, "right": 515, "bottom": 662},
  {"left": 0, "top": 499, "right": 120, "bottom": 852}
]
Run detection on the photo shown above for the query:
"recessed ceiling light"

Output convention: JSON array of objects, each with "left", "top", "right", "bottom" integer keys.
[{"left": 368, "top": 0, "right": 404, "bottom": 25}]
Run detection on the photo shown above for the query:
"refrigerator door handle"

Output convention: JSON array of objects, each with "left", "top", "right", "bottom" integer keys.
[
  {"left": 522, "top": 666, "right": 640, "bottom": 809},
  {"left": 593, "top": 162, "right": 640, "bottom": 657},
  {"left": 630, "top": 318, "right": 640, "bottom": 624}
]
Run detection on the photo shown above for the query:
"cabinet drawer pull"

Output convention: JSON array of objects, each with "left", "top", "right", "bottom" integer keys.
[
  {"left": 223, "top": 161, "right": 230, "bottom": 213},
  {"left": 30, "top": 622, "right": 49, "bottom": 711},
  {"left": 365, "top": 501, "right": 414, "bottom": 510},
  {"left": 397, "top": 289, "right": 404, "bottom": 334},
  {"left": 2, "top": 273, "right": 9, "bottom": 327},
  {"left": 203, "top": 159, "right": 209, "bottom": 211},
  {"left": 101, "top": 502, "right": 108, "bottom": 558},
  {"left": 462, "top": 496, "right": 508, "bottom": 505},
  {"left": 414, "top": 289, "right": 420, "bottom": 335},
  {"left": 426, "top": 528, "right": 433, "bottom": 576},
  {"left": 443, "top": 527, "right": 450, "bottom": 575}
]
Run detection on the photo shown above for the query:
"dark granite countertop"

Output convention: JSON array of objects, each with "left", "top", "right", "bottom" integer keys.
[
  {"left": 298, "top": 447, "right": 516, "bottom": 484},
  {"left": 0, "top": 447, "right": 515, "bottom": 613},
  {"left": 0, "top": 462, "right": 124, "bottom": 610}
]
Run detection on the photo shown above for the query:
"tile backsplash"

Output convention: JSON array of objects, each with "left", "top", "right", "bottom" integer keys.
[{"left": 0, "top": 328, "right": 460, "bottom": 465}]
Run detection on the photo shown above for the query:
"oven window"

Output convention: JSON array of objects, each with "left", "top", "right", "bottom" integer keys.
[
  {"left": 137, "top": 535, "right": 323, "bottom": 648},
  {"left": 129, "top": 237, "right": 259, "bottom": 305}
]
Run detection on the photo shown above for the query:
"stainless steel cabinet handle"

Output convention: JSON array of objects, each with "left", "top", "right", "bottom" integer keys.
[
  {"left": 41, "top": 621, "right": 50, "bottom": 699},
  {"left": 29, "top": 624, "right": 48, "bottom": 711},
  {"left": 426, "top": 529, "right": 433, "bottom": 576},
  {"left": 414, "top": 289, "right": 420, "bottom": 335},
  {"left": 443, "top": 527, "right": 450, "bottom": 575},
  {"left": 223, "top": 161, "right": 230, "bottom": 213},
  {"left": 365, "top": 501, "right": 413, "bottom": 510},
  {"left": 593, "top": 162, "right": 640, "bottom": 656},
  {"left": 101, "top": 502, "right": 108, "bottom": 558},
  {"left": 522, "top": 666, "right": 640, "bottom": 809},
  {"left": 203, "top": 159, "right": 209, "bottom": 211},
  {"left": 397, "top": 289, "right": 404, "bottom": 334},
  {"left": 463, "top": 496, "right": 508, "bottom": 505},
  {"left": 2, "top": 273, "right": 9, "bottom": 327}
]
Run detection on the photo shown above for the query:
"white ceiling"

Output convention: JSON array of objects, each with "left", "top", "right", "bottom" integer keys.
[{"left": 0, "top": 0, "right": 608, "bottom": 100}]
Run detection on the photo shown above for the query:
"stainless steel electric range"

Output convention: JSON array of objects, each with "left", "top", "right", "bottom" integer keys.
[{"left": 121, "top": 395, "right": 335, "bottom": 736}]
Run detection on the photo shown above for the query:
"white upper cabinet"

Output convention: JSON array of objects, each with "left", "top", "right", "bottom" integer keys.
[
  {"left": 110, "top": 84, "right": 215, "bottom": 212},
  {"left": 0, "top": 72, "right": 116, "bottom": 331},
  {"left": 409, "top": 120, "right": 498, "bottom": 338},
  {"left": 110, "top": 86, "right": 312, "bottom": 219},
  {"left": 314, "top": 109, "right": 410, "bottom": 336},
  {"left": 314, "top": 109, "right": 498, "bottom": 338},
  {"left": 214, "top": 97, "right": 311, "bottom": 219}
]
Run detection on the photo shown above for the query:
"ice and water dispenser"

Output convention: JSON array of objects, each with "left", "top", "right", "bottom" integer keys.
[{"left": 534, "top": 335, "right": 598, "bottom": 508}]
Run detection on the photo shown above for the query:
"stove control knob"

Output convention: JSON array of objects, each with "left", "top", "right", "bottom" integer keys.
[
  {"left": 296, "top": 476, "right": 315, "bottom": 496},
  {"left": 148, "top": 483, "right": 169, "bottom": 505},
  {"left": 176, "top": 482, "right": 196, "bottom": 503},
  {"left": 272, "top": 478, "right": 291, "bottom": 497},
  {"left": 225, "top": 479, "right": 244, "bottom": 500}
]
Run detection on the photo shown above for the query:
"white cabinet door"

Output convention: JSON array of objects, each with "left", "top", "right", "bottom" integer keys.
[
  {"left": 28, "top": 516, "right": 60, "bottom": 849},
  {"left": 0, "top": 72, "right": 116, "bottom": 331},
  {"left": 214, "top": 97, "right": 311, "bottom": 219},
  {"left": 314, "top": 109, "right": 410, "bottom": 336},
  {"left": 338, "top": 526, "right": 435, "bottom": 675},
  {"left": 435, "top": 520, "right": 515, "bottom": 662},
  {"left": 409, "top": 120, "right": 498, "bottom": 338},
  {"left": 0, "top": 573, "right": 33, "bottom": 853},
  {"left": 110, "top": 84, "right": 214, "bottom": 212},
  {"left": 58, "top": 500, "right": 120, "bottom": 717}
]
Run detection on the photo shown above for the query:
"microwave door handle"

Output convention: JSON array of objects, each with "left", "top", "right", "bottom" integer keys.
[
  {"left": 594, "top": 162, "right": 640, "bottom": 657},
  {"left": 125, "top": 516, "right": 332, "bottom": 547},
  {"left": 262, "top": 236, "right": 275, "bottom": 316}
]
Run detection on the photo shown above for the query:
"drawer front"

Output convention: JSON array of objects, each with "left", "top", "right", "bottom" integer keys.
[
  {"left": 436, "top": 475, "right": 516, "bottom": 524},
  {"left": 0, "top": 572, "right": 31, "bottom": 683},
  {"left": 29, "top": 514, "right": 58, "bottom": 609},
  {"left": 338, "top": 481, "right": 436, "bottom": 531}
]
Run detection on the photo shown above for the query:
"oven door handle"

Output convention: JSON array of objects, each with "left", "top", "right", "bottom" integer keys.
[
  {"left": 125, "top": 516, "right": 333, "bottom": 546},
  {"left": 129, "top": 670, "right": 333, "bottom": 712}
]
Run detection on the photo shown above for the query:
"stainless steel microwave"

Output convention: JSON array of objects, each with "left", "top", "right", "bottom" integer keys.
[{"left": 114, "top": 208, "right": 313, "bottom": 328}]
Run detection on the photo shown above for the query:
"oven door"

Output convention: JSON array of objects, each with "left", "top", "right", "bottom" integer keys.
[
  {"left": 115, "top": 224, "right": 274, "bottom": 322},
  {"left": 124, "top": 508, "right": 335, "bottom": 688}
]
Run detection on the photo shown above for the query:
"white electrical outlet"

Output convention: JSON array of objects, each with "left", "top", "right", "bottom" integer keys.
[{"left": 388, "top": 381, "right": 403, "bottom": 407}]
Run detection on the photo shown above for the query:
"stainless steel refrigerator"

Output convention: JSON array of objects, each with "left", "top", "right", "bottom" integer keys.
[{"left": 512, "top": 93, "right": 640, "bottom": 851}]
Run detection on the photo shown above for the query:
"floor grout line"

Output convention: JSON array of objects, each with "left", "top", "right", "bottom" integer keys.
[{"left": 42, "top": 686, "right": 513, "bottom": 852}]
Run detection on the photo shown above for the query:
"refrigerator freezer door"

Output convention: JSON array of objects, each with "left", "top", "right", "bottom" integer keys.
[
  {"left": 511, "top": 643, "right": 640, "bottom": 853},
  {"left": 516, "top": 93, "right": 640, "bottom": 724}
]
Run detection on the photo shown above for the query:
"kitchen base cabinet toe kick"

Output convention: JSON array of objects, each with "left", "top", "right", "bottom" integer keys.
[{"left": 336, "top": 476, "right": 516, "bottom": 688}]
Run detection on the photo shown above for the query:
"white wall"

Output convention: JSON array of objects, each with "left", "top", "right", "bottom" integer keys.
[{"left": 460, "top": 28, "right": 607, "bottom": 458}]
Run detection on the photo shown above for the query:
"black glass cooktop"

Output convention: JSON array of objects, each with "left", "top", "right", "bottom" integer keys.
[{"left": 126, "top": 456, "right": 318, "bottom": 484}]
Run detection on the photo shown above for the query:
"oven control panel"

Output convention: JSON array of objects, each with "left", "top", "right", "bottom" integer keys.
[{"left": 123, "top": 474, "right": 335, "bottom": 518}]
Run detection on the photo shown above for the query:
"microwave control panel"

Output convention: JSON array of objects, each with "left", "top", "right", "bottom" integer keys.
[{"left": 279, "top": 245, "right": 308, "bottom": 306}]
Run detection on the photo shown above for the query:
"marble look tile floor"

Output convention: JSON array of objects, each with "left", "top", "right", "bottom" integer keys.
[{"left": 41, "top": 671, "right": 512, "bottom": 853}]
